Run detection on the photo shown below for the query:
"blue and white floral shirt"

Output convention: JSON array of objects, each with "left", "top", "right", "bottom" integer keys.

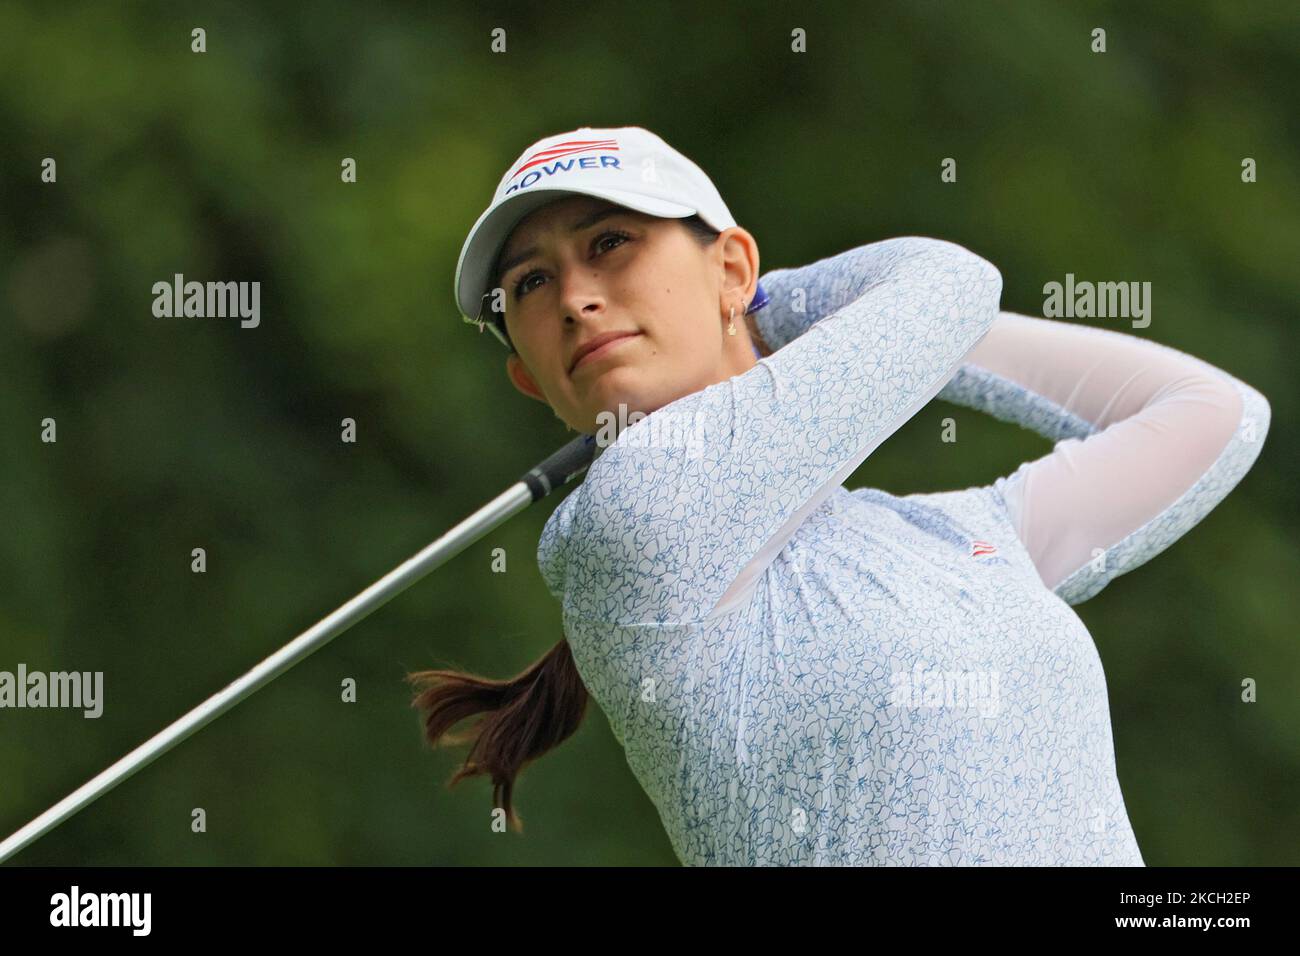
[{"left": 537, "top": 236, "right": 1270, "bottom": 866}]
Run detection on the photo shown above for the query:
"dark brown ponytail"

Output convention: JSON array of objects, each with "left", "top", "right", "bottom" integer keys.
[{"left": 406, "top": 639, "right": 589, "bottom": 832}]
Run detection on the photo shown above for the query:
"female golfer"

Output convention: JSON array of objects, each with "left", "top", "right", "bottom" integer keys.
[{"left": 411, "top": 126, "right": 1270, "bottom": 865}]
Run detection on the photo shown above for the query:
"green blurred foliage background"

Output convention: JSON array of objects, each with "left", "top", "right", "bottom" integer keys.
[{"left": 1, "top": 1, "right": 1296, "bottom": 865}]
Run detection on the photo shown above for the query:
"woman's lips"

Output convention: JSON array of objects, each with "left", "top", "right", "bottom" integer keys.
[{"left": 571, "top": 332, "right": 642, "bottom": 374}]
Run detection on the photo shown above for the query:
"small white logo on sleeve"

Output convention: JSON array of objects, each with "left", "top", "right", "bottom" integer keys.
[{"left": 49, "top": 885, "right": 151, "bottom": 937}]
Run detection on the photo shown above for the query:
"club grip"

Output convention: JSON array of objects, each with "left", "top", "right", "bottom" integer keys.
[{"left": 521, "top": 433, "right": 598, "bottom": 501}]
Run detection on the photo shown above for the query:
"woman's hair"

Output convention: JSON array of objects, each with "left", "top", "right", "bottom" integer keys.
[
  {"left": 406, "top": 640, "right": 590, "bottom": 833},
  {"left": 485, "top": 211, "right": 723, "bottom": 354},
  {"left": 407, "top": 213, "right": 722, "bottom": 831}
]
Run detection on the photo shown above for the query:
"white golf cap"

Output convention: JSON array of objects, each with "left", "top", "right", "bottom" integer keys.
[{"left": 454, "top": 125, "right": 761, "bottom": 347}]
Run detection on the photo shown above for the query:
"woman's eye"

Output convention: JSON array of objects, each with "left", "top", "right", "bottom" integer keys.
[
  {"left": 594, "top": 230, "right": 631, "bottom": 254},
  {"left": 513, "top": 230, "right": 631, "bottom": 299},
  {"left": 514, "top": 272, "right": 543, "bottom": 298}
]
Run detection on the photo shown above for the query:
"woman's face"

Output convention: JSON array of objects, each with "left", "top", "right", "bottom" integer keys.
[{"left": 497, "top": 195, "right": 761, "bottom": 434}]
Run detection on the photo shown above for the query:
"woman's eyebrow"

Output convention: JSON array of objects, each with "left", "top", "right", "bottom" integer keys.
[{"left": 498, "top": 207, "right": 627, "bottom": 279}]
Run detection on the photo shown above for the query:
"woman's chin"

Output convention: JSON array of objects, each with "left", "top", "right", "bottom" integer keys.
[{"left": 581, "top": 368, "right": 650, "bottom": 417}]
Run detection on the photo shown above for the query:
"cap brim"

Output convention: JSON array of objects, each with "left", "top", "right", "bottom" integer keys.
[{"left": 454, "top": 186, "right": 697, "bottom": 321}]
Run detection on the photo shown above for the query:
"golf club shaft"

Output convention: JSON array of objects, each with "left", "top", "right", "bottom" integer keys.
[{"left": 0, "top": 433, "right": 597, "bottom": 863}]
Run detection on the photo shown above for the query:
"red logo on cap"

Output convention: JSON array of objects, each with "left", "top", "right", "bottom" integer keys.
[{"left": 512, "top": 138, "right": 619, "bottom": 178}]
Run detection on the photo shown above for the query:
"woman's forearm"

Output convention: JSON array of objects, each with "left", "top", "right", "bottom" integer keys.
[
  {"left": 753, "top": 242, "right": 1271, "bottom": 606},
  {"left": 937, "top": 311, "right": 1266, "bottom": 451},
  {"left": 940, "top": 312, "right": 1271, "bottom": 603}
]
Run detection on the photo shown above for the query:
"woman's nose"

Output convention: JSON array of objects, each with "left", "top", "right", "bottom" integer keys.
[{"left": 557, "top": 268, "right": 605, "bottom": 314}]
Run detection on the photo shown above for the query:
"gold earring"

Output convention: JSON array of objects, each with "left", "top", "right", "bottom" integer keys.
[{"left": 727, "top": 306, "right": 737, "bottom": 336}]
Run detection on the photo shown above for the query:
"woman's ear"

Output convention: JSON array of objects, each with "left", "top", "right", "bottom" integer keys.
[
  {"left": 506, "top": 353, "right": 547, "bottom": 403},
  {"left": 718, "top": 226, "right": 761, "bottom": 312}
]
